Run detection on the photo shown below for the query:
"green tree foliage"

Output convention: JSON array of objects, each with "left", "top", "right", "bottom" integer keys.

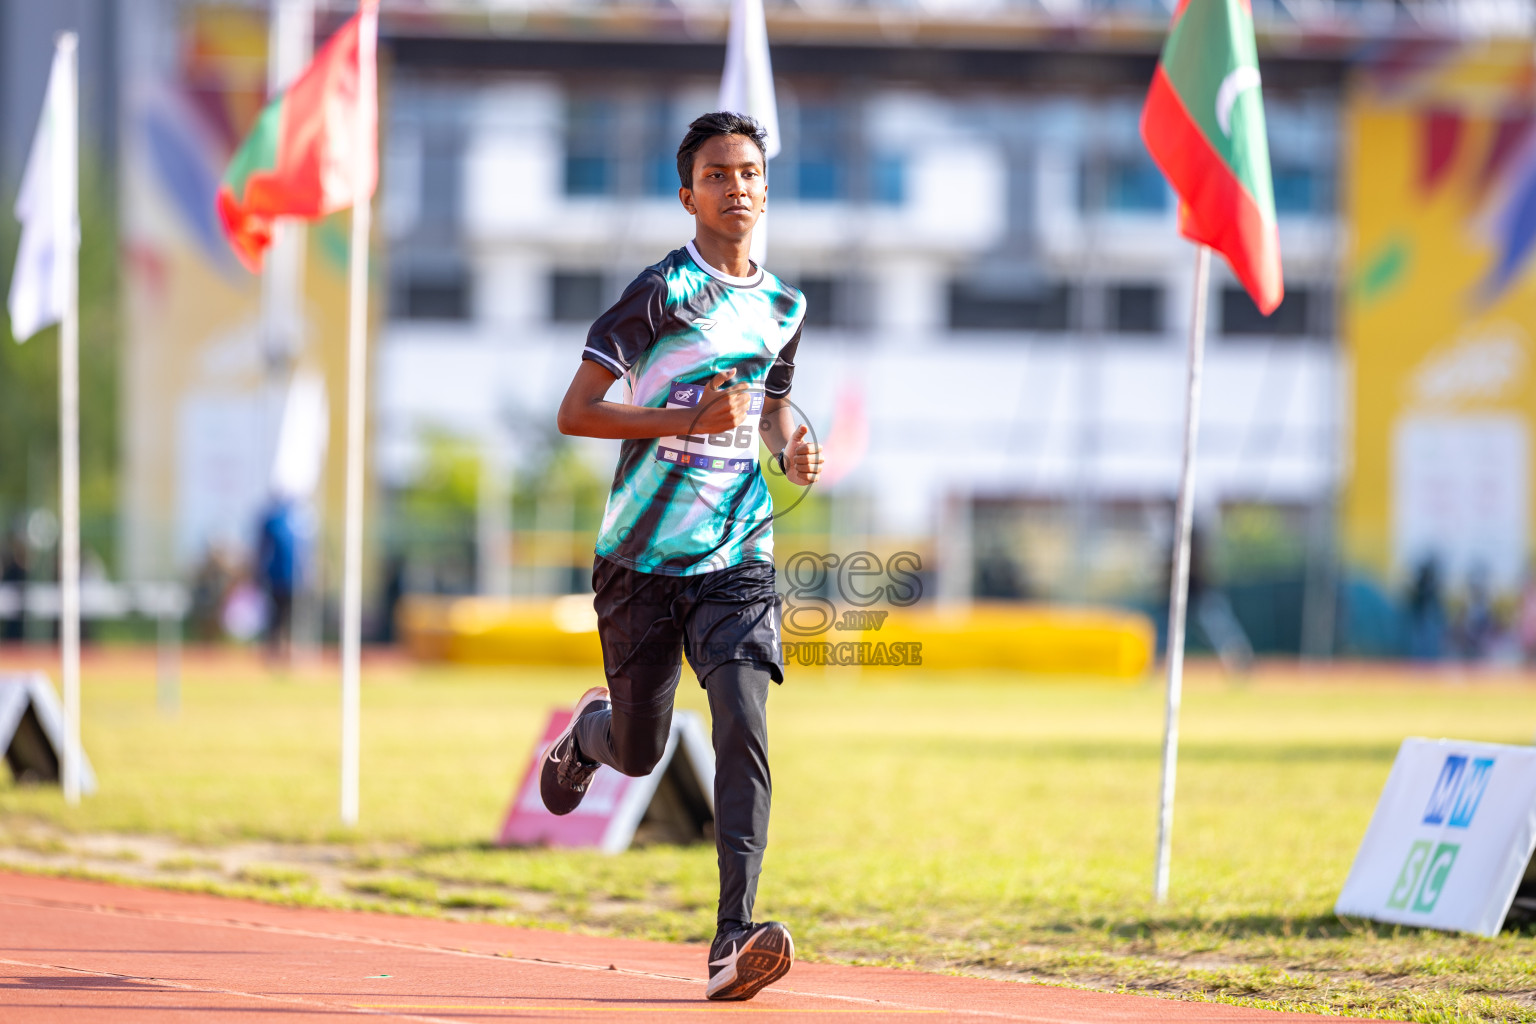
[
  {"left": 394, "top": 429, "right": 481, "bottom": 545},
  {"left": 386, "top": 429, "right": 611, "bottom": 594},
  {"left": 1216, "top": 503, "right": 1307, "bottom": 581},
  {"left": 0, "top": 160, "right": 119, "bottom": 572},
  {"left": 509, "top": 439, "right": 608, "bottom": 535}
]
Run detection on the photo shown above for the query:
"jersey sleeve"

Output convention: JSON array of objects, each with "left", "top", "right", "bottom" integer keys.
[
  {"left": 582, "top": 269, "right": 669, "bottom": 378},
  {"left": 764, "top": 317, "right": 802, "bottom": 398}
]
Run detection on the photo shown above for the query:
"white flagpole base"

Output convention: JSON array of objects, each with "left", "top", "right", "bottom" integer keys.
[
  {"left": 54, "top": 33, "right": 82, "bottom": 808},
  {"left": 339, "top": 4, "right": 377, "bottom": 828}
]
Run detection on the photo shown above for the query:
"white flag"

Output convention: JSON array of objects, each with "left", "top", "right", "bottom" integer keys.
[
  {"left": 271, "top": 370, "right": 330, "bottom": 501},
  {"left": 719, "top": 0, "right": 780, "bottom": 159},
  {"left": 9, "top": 39, "right": 78, "bottom": 344},
  {"left": 719, "top": 0, "right": 779, "bottom": 263}
]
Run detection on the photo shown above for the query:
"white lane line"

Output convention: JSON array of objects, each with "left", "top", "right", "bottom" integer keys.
[{"left": 0, "top": 891, "right": 1129, "bottom": 1022}]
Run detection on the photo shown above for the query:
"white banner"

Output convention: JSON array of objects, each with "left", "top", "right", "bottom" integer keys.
[
  {"left": 1393, "top": 416, "right": 1528, "bottom": 593},
  {"left": 1336, "top": 737, "right": 1536, "bottom": 936}
]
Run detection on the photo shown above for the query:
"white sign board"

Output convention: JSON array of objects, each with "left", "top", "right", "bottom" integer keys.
[
  {"left": 177, "top": 390, "right": 267, "bottom": 567},
  {"left": 0, "top": 673, "right": 96, "bottom": 793},
  {"left": 1336, "top": 737, "right": 1536, "bottom": 936},
  {"left": 1393, "top": 416, "right": 1528, "bottom": 592}
]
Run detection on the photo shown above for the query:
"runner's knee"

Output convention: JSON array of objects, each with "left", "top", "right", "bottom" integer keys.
[
  {"left": 705, "top": 660, "right": 772, "bottom": 736},
  {"left": 610, "top": 710, "right": 671, "bottom": 776}
]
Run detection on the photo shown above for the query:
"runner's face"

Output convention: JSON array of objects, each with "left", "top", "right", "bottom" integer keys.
[{"left": 681, "top": 135, "right": 766, "bottom": 239}]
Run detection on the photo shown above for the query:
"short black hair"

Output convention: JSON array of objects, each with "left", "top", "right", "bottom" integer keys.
[{"left": 676, "top": 111, "right": 768, "bottom": 189}]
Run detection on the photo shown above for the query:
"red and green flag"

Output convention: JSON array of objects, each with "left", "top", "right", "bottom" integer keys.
[
  {"left": 217, "top": 0, "right": 378, "bottom": 272},
  {"left": 1141, "top": 0, "right": 1283, "bottom": 315}
]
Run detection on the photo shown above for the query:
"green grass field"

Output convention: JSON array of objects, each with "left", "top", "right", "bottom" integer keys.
[{"left": 2, "top": 657, "right": 1534, "bottom": 1022}]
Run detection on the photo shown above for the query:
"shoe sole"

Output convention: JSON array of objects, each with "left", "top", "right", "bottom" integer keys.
[
  {"left": 705, "top": 924, "right": 794, "bottom": 1001},
  {"left": 538, "top": 685, "right": 609, "bottom": 815}
]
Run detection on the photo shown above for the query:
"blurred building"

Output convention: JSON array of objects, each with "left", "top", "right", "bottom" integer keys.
[
  {"left": 374, "top": 0, "right": 1355, "bottom": 618},
  {"left": 0, "top": 0, "right": 118, "bottom": 186},
  {"left": 97, "top": 0, "right": 1536, "bottom": 655},
  {"left": 1342, "top": 35, "right": 1536, "bottom": 658}
]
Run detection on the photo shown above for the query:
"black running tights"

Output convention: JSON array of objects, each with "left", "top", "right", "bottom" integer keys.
[{"left": 573, "top": 659, "right": 772, "bottom": 930}]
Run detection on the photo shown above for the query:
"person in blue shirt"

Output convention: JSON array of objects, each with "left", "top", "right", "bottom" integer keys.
[{"left": 255, "top": 496, "right": 308, "bottom": 662}]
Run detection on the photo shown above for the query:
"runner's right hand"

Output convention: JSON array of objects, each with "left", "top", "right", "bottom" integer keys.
[{"left": 693, "top": 368, "right": 754, "bottom": 434}]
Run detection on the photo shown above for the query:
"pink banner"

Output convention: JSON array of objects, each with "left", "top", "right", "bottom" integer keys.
[{"left": 497, "top": 710, "right": 642, "bottom": 850}]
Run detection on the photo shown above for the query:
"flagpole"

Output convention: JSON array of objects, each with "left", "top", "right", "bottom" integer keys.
[
  {"left": 53, "top": 33, "right": 82, "bottom": 807},
  {"left": 265, "top": 0, "right": 315, "bottom": 670},
  {"left": 1154, "top": 242, "right": 1210, "bottom": 902},
  {"left": 719, "top": 0, "right": 779, "bottom": 271},
  {"left": 339, "top": 2, "right": 377, "bottom": 827}
]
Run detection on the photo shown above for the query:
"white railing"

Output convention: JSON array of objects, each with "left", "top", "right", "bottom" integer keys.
[
  {"left": 0, "top": 581, "right": 188, "bottom": 620},
  {"left": 0, "top": 582, "right": 190, "bottom": 713}
]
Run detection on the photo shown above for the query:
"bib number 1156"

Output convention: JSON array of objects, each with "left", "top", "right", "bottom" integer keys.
[{"left": 654, "top": 377, "right": 764, "bottom": 475}]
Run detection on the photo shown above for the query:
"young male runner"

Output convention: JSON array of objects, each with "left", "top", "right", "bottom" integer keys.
[{"left": 544, "top": 111, "right": 822, "bottom": 1002}]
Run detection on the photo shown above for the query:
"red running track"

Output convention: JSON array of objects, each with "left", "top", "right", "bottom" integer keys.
[{"left": 0, "top": 872, "right": 1387, "bottom": 1022}]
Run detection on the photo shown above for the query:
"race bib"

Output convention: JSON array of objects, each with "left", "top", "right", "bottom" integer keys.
[{"left": 655, "top": 378, "right": 765, "bottom": 475}]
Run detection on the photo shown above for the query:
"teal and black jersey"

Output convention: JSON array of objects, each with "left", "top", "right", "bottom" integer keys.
[{"left": 583, "top": 241, "right": 806, "bottom": 576}]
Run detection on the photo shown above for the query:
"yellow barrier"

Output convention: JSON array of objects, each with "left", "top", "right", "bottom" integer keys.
[
  {"left": 397, "top": 595, "right": 603, "bottom": 666},
  {"left": 844, "top": 603, "right": 1153, "bottom": 678},
  {"left": 398, "top": 595, "right": 1154, "bottom": 679}
]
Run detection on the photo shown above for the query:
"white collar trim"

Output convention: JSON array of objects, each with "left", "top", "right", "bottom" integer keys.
[{"left": 686, "top": 240, "right": 763, "bottom": 288}]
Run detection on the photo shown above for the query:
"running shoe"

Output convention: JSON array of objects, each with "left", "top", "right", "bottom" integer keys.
[
  {"left": 705, "top": 921, "right": 794, "bottom": 1001},
  {"left": 538, "top": 686, "right": 610, "bottom": 815}
]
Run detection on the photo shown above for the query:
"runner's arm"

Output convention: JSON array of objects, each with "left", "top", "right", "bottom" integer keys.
[
  {"left": 558, "top": 363, "right": 755, "bottom": 440},
  {"left": 759, "top": 399, "right": 795, "bottom": 460},
  {"left": 761, "top": 398, "right": 823, "bottom": 485}
]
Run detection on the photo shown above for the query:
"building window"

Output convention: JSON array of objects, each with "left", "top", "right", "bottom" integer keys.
[
  {"left": 390, "top": 265, "right": 471, "bottom": 321},
  {"left": 418, "top": 123, "right": 464, "bottom": 227},
  {"left": 949, "top": 281, "right": 1075, "bottom": 331},
  {"left": 798, "top": 278, "right": 836, "bottom": 328},
  {"left": 869, "top": 154, "right": 905, "bottom": 205},
  {"left": 1109, "top": 284, "right": 1164, "bottom": 334},
  {"left": 643, "top": 98, "right": 680, "bottom": 197},
  {"left": 794, "top": 103, "right": 845, "bottom": 201},
  {"left": 795, "top": 276, "right": 866, "bottom": 329},
  {"left": 550, "top": 271, "right": 606, "bottom": 324},
  {"left": 1272, "top": 164, "right": 1332, "bottom": 216},
  {"left": 1081, "top": 155, "right": 1168, "bottom": 213},
  {"left": 1106, "top": 157, "right": 1167, "bottom": 211},
  {"left": 1220, "top": 285, "right": 1329, "bottom": 338},
  {"left": 565, "top": 97, "right": 616, "bottom": 196}
]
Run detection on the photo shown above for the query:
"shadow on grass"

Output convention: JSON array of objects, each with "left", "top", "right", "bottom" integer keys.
[
  {"left": 847, "top": 737, "right": 1405, "bottom": 765},
  {"left": 1073, "top": 911, "right": 1347, "bottom": 942},
  {"left": 1088, "top": 911, "right": 1536, "bottom": 942}
]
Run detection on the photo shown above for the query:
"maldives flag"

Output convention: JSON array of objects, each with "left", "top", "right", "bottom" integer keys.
[
  {"left": 217, "top": 0, "right": 378, "bottom": 272},
  {"left": 1141, "top": 0, "right": 1283, "bottom": 315}
]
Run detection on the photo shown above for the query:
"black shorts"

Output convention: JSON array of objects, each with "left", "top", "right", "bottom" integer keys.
[{"left": 591, "top": 554, "right": 784, "bottom": 717}]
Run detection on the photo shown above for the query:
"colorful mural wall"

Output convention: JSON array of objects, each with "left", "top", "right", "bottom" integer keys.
[
  {"left": 121, "top": 4, "right": 368, "bottom": 586},
  {"left": 1345, "top": 40, "right": 1536, "bottom": 601}
]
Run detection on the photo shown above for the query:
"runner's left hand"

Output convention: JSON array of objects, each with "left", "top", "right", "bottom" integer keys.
[{"left": 784, "top": 425, "right": 823, "bottom": 486}]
